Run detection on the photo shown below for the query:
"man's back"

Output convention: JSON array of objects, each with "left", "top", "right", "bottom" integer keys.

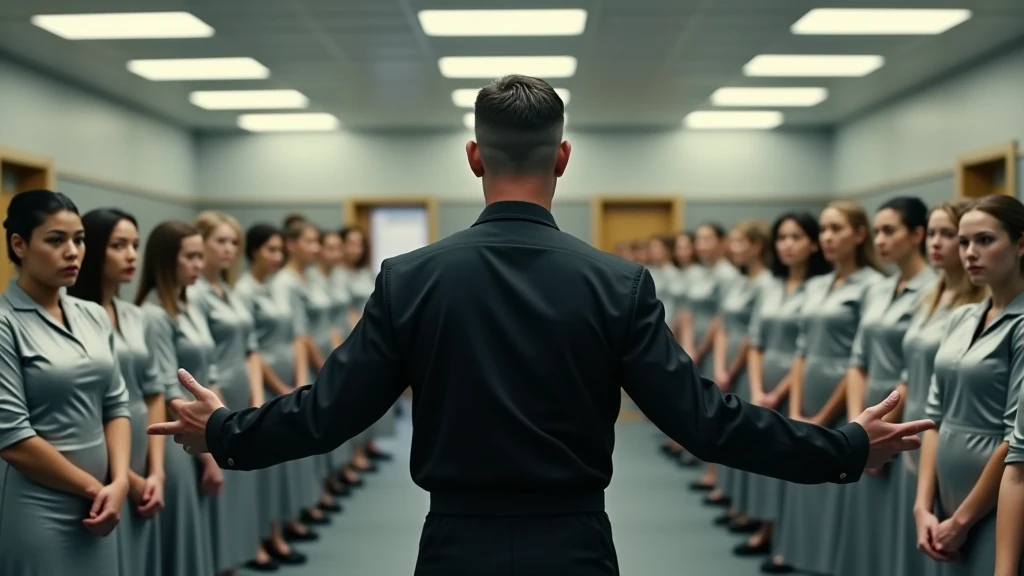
[{"left": 388, "top": 201, "right": 639, "bottom": 500}]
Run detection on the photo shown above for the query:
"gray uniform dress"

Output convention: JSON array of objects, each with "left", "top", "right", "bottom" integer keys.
[
  {"left": 347, "top": 266, "right": 381, "bottom": 445},
  {"left": 743, "top": 275, "right": 810, "bottom": 522},
  {"left": 717, "top": 269, "right": 773, "bottom": 511},
  {"left": 649, "top": 264, "right": 680, "bottom": 325},
  {"left": 111, "top": 298, "right": 163, "bottom": 576},
  {"left": 775, "top": 266, "right": 884, "bottom": 574},
  {"left": 235, "top": 272, "right": 305, "bottom": 526},
  {"left": 191, "top": 278, "right": 261, "bottom": 571},
  {"left": 895, "top": 299, "right": 954, "bottom": 576},
  {"left": 667, "top": 265, "right": 696, "bottom": 336},
  {"left": 309, "top": 266, "right": 356, "bottom": 469},
  {"left": 685, "top": 260, "right": 740, "bottom": 377},
  {"left": 833, "top": 267, "right": 937, "bottom": 576},
  {"left": 141, "top": 293, "right": 218, "bottom": 576},
  {"left": 271, "top": 268, "right": 324, "bottom": 508},
  {"left": 925, "top": 295, "right": 1024, "bottom": 576},
  {"left": 0, "top": 281, "right": 130, "bottom": 576}
]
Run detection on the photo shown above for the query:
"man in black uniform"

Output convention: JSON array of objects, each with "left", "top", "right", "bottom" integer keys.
[{"left": 151, "top": 75, "right": 933, "bottom": 575}]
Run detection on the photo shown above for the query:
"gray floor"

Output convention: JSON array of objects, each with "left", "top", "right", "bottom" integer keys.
[{"left": 244, "top": 406, "right": 764, "bottom": 575}]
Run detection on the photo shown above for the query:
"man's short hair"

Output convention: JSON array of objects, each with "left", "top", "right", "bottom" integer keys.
[{"left": 474, "top": 75, "right": 565, "bottom": 176}]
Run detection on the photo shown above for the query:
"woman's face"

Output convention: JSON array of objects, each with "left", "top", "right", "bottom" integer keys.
[
  {"left": 204, "top": 223, "right": 239, "bottom": 272},
  {"left": 818, "top": 207, "right": 861, "bottom": 264},
  {"left": 104, "top": 218, "right": 139, "bottom": 286},
  {"left": 775, "top": 218, "right": 816, "bottom": 269},
  {"left": 694, "top": 226, "right": 721, "bottom": 263},
  {"left": 254, "top": 235, "right": 284, "bottom": 273},
  {"left": 926, "top": 209, "right": 960, "bottom": 271},
  {"left": 673, "top": 235, "right": 694, "bottom": 266},
  {"left": 176, "top": 234, "right": 204, "bottom": 287},
  {"left": 873, "top": 208, "right": 919, "bottom": 265},
  {"left": 290, "top": 227, "right": 321, "bottom": 265},
  {"left": 342, "top": 231, "right": 365, "bottom": 265},
  {"left": 11, "top": 210, "right": 85, "bottom": 289},
  {"left": 320, "top": 234, "right": 344, "bottom": 266},
  {"left": 959, "top": 210, "right": 1024, "bottom": 286},
  {"left": 727, "top": 229, "right": 755, "bottom": 267},
  {"left": 647, "top": 239, "right": 668, "bottom": 265}
]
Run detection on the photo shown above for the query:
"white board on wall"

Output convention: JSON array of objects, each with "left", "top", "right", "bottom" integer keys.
[{"left": 370, "top": 206, "right": 429, "bottom": 274}]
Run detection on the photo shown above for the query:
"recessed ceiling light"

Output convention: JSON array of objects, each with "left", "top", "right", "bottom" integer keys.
[
  {"left": 743, "top": 55, "right": 884, "bottom": 77},
  {"left": 190, "top": 90, "right": 309, "bottom": 110},
  {"left": 419, "top": 9, "right": 587, "bottom": 36},
  {"left": 439, "top": 56, "right": 577, "bottom": 79},
  {"left": 128, "top": 57, "right": 269, "bottom": 81},
  {"left": 452, "top": 87, "right": 571, "bottom": 108},
  {"left": 238, "top": 113, "right": 339, "bottom": 132},
  {"left": 792, "top": 8, "right": 971, "bottom": 35},
  {"left": 684, "top": 111, "right": 783, "bottom": 130},
  {"left": 710, "top": 87, "right": 828, "bottom": 107},
  {"left": 30, "top": 11, "right": 214, "bottom": 40}
]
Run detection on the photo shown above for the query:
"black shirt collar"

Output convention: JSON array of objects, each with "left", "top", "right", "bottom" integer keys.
[{"left": 472, "top": 201, "right": 560, "bottom": 230}]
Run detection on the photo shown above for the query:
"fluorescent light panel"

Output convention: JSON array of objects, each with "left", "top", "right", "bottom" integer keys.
[
  {"left": 419, "top": 9, "right": 587, "bottom": 36},
  {"left": 685, "top": 111, "right": 783, "bottom": 130},
  {"left": 190, "top": 90, "right": 308, "bottom": 110},
  {"left": 439, "top": 56, "right": 577, "bottom": 79},
  {"left": 711, "top": 87, "right": 828, "bottom": 107},
  {"left": 238, "top": 113, "right": 338, "bottom": 132},
  {"left": 792, "top": 8, "right": 971, "bottom": 35},
  {"left": 128, "top": 57, "right": 269, "bottom": 81},
  {"left": 452, "top": 87, "right": 571, "bottom": 107},
  {"left": 30, "top": 11, "right": 214, "bottom": 39},
  {"left": 744, "top": 54, "right": 884, "bottom": 77}
]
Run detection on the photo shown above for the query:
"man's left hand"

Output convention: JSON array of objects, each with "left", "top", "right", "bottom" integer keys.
[{"left": 147, "top": 369, "right": 225, "bottom": 455}]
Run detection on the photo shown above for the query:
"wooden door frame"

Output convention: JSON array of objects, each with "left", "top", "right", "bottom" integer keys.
[
  {"left": 590, "top": 195, "right": 684, "bottom": 249},
  {"left": 0, "top": 146, "right": 57, "bottom": 189},
  {"left": 342, "top": 196, "right": 439, "bottom": 243},
  {"left": 955, "top": 140, "right": 1018, "bottom": 198}
]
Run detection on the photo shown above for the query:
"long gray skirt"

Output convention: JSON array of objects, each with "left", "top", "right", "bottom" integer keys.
[
  {"left": 893, "top": 456, "right": 937, "bottom": 576},
  {"left": 117, "top": 498, "right": 161, "bottom": 576},
  {"left": 934, "top": 512, "right": 1001, "bottom": 576},
  {"left": 744, "top": 400, "right": 789, "bottom": 522},
  {"left": 832, "top": 463, "right": 897, "bottom": 576},
  {"left": 256, "top": 465, "right": 294, "bottom": 530},
  {"left": 721, "top": 372, "right": 750, "bottom": 510},
  {"left": 288, "top": 457, "right": 321, "bottom": 512},
  {"left": 0, "top": 444, "right": 119, "bottom": 576},
  {"left": 158, "top": 438, "right": 216, "bottom": 576},
  {"left": 775, "top": 478, "right": 848, "bottom": 574},
  {"left": 210, "top": 469, "right": 259, "bottom": 571}
]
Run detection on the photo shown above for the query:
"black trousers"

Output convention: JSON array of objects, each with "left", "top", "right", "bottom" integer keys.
[{"left": 414, "top": 512, "right": 620, "bottom": 576}]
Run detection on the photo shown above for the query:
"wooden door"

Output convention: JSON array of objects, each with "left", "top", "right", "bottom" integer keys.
[
  {"left": 591, "top": 197, "right": 683, "bottom": 253},
  {"left": 0, "top": 148, "right": 58, "bottom": 287}
]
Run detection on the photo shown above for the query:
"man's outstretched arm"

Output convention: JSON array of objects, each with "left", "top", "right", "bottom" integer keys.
[
  {"left": 621, "top": 268, "right": 869, "bottom": 485},
  {"left": 205, "top": 264, "right": 404, "bottom": 471}
]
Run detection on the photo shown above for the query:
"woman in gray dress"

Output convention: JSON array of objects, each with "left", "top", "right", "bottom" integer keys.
[
  {"left": 768, "top": 200, "right": 887, "bottom": 575},
  {"left": 734, "top": 212, "right": 831, "bottom": 560},
  {"left": 135, "top": 220, "right": 220, "bottom": 576},
  {"left": 0, "top": 190, "right": 131, "bottom": 576},
  {"left": 833, "top": 197, "right": 937, "bottom": 576},
  {"left": 69, "top": 208, "right": 167, "bottom": 576},
  {"left": 274, "top": 220, "right": 337, "bottom": 526},
  {"left": 713, "top": 220, "right": 774, "bottom": 532},
  {"left": 647, "top": 235, "right": 680, "bottom": 323},
  {"left": 896, "top": 199, "right": 985, "bottom": 576},
  {"left": 683, "top": 222, "right": 740, "bottom": 497},
  {"left": 341, "top": 225, "right": 393, "bottom": 466},
  {"left": 192, "top": 211, "right": 266, "bottom": 573},
  {"left": 234, "top": 224, "right": 310, "bottom": 569},
  {"left": 918, "top": 194, "right": 1024, "bottom": 576},
  {"left": 663, "top": 231, "right": 698, "bottom": 463}
]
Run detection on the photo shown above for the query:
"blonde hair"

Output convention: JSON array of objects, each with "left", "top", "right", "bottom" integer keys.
[
  {"left": 825, "top": 200, "right": 885, "bottom": 274},
  {"left": 194, "top": 211, "right": 244, "bottom": 285},
  {"left": 732, "top": 219, "right": 773, "bottom": 270},
  {"left": 921, "top": 199, "right": 988, "bottom": 318}
]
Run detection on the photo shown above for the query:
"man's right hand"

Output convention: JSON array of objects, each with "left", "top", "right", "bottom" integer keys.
[{"left": 854, "top": 390, "right": 935, "bottom": 470}]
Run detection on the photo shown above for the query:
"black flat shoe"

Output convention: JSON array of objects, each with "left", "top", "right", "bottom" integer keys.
[
  {"left": 733, "top": 541, "right": 771, "bottom": 557},
  {"left": 367, "top": 448, "right": 392, "bottom": 461},
  {"left": 688, "top": 481, "right": 714, "bottom": 492},
  {"left": 713, "top": 513, "right": 733, "bottom": 526},
  {"left": 678, "top": 455, "right": 699, "bottom": 467},
  {"left": 759, "top": 559, "right": 794, "bottom": 574},
  {"left": 703, "top": 495, "right": 731, "bottom": 507},
  {"left": 301, "top": 510, "right": 331, "bottom": 525},
  {"left": 354, "top": 461, "right": 378, "bottom": 473},
  {"left": 267, "top": 548, "right": 307, "bottom": 565},
  {"left": 327, "top": 482, "right": 351, "bottom": 497},
  {"left": 728, "top": 520, "right": 762, "bottom": 534},
  {"left": 245, "top": 559, "right": 280, "bottom": 572},
  {"left": 283, "top": 527, "right": 319, "bottom": 542},
  {"left": 341, "top": 475, "right": 364, "bottom": 487},
  {"left": 318, "top": 501, "right": 343, "bottom": 513}
]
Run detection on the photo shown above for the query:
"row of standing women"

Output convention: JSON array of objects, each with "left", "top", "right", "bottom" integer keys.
[
  {"left": 643, "top": 194, "right": 1024, "bottom": 576},
  {"left": 0, "top": 189, "right": 395, "bottom": 576}
]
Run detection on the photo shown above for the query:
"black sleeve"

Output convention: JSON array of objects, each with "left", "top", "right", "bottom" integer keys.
[
  {"left": 206, "top": 263, "right": 404, "bottom": 471},
  {"left": 620, "top": 268, "right": 869, "bottom": 485}
]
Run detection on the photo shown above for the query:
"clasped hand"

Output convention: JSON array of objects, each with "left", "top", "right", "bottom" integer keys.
[{"left": 83, "top": 477, "right": 128, "bottom": 537}]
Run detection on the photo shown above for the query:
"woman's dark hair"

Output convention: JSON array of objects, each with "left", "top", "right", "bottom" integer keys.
[
  {"left": 339, "top": 225, "right": 370, "bottom": 269},
  {"left": 134, "top": 220, "right": 200, "bottom": 317},
  {"left": 966, "top": 195, "right": 1024, "bottom": 273},
  {"left": 770, "top": 212, "right": 831, "bottom": 279},
  {"left": 4, "top": 189, "right": 79, "bottom": 266},
  {"left": 697, "top": 222, "right": 726, "bottom": 239},
  {"left": 879, "top": 196, "right": 929, "bottom": 255},
  {"left": 67, "top": 208, "right": 137, "bottom": 304},
  {"left": 245, "top": 223, "right": 281, "bottom": 262},
  {"left": 282, "top": 219, "right": 318, "bottom": 262},
  {"left": 282, "top": 213, "right": 306, "bottom": 229},
  {"left": 671, "top": 231, "right": 695, "bottom": 268}
]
